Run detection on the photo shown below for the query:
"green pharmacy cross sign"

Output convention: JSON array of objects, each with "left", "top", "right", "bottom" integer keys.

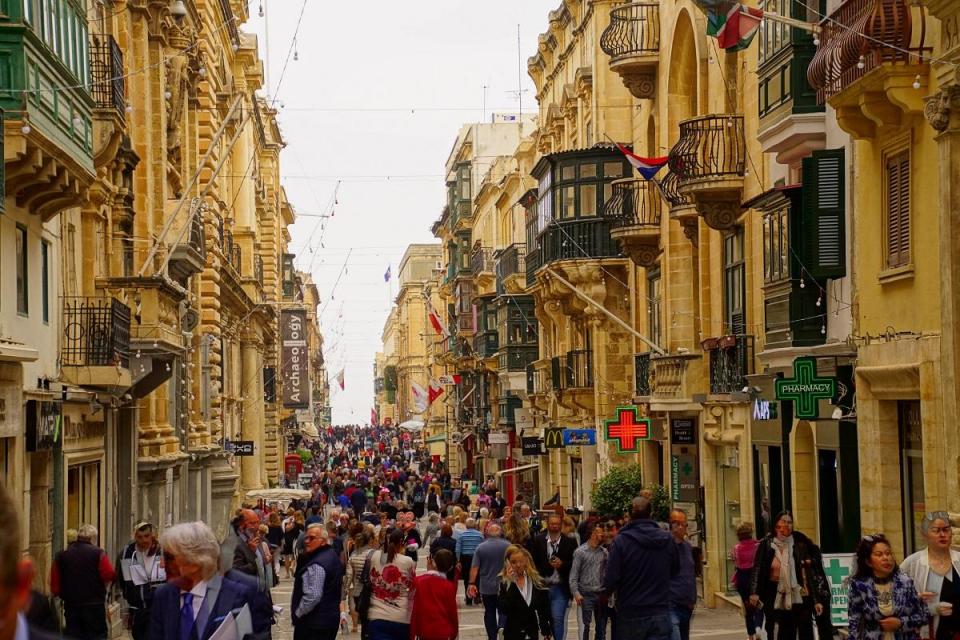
[
  {"left": 604, "top": 405, "right": 652, "bottom": 453},
  {"left": 775, "top": 357, "right": 836, "bottom": 419}
]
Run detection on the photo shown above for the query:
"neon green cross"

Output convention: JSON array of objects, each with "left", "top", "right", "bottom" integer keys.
[
  {"left": 823, "top": 558, "right": 849, "bottom": 584},
  {"left": 775, "top": 357, "right": 836, "bottom": 419}
]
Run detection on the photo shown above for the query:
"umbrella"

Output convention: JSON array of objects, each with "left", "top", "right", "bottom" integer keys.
[
  {"left": 245, "top": 488, "right": 312, "bottom": 501},
  {"left": 398, "top": 420, "right": 425, "bottom": 431}
]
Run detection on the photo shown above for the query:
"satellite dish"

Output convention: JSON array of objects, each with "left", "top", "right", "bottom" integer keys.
[{"left": 181, "top": 308, "right": 200, "bottom": 333}]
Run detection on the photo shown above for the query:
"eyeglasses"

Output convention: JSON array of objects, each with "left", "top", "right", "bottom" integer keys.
[{"left": 930, "top": 526, "right": 953, "bottom": 535}]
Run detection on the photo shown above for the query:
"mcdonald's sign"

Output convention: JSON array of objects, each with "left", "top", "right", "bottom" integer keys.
[{"left": 544, "top": 427, "right": 565, "bottom": 449}]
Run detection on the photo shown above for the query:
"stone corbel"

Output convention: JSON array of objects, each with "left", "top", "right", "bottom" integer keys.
[{"left": 924, "top": 84, "right": 960, "bottom": 133}]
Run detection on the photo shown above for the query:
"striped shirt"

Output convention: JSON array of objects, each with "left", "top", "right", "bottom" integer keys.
[
  {"left": 455, "top": 528, "right": 484, "bottom": 558},
  {"left": 570, "top": 543, "right": 608, "bottom": 596}
]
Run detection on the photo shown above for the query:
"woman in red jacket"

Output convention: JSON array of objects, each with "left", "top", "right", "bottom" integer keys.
[{"left": 410, "top": 549, "right": 458, "bottom": 640}]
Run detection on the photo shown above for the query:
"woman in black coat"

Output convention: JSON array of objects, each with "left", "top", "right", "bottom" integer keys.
[{"left": 498, "top": 544, "right": 552, "bottom": 640}]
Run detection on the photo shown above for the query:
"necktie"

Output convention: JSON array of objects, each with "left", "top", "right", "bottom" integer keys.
[{"left": 179, "top": 592, "right": 195, "bottom": 640}]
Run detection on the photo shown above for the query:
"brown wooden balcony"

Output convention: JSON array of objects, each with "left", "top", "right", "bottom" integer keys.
[
  {"left": 600, "top": 2, "right": 661, "bottom": 99},
  {"left": 60, "top": 297, "right": 132, "bottom": 390},
  {"left": 668, "top": 114, "right": 746, "bottom": 231},
  {"left": 807, "top": 0, "right": 929, "bottom": 137},
  {"left": 603, "top": 178, "right": 662, "bottom": 267}
]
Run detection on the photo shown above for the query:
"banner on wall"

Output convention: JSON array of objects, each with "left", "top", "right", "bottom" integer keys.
[{"left": 281, "top": 310, "right": 309, "bottom": 408}]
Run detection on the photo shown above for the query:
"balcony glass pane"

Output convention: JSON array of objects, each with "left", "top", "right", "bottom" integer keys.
[
  {"left": 581, "top": 163, "right": 597, "bottom": 179},
  {"left": 580, "top": 184, "right": 597, "bottom": 217},
  {"left": 560, "top": 186, "right": 576, "bottom": 220},
  {"left": 604, "top": 162, "right": 624, "bottom": 179},
  {"left": 561, "top": 165, "right": 576, "bottom": 181}
]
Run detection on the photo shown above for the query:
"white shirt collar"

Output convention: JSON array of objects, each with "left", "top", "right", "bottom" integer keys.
[
  {"left": 14, "top": 613, "right": 28, "bottom": 640},
  {"left": 185, "top": 579, "right": 208, "bottom": 599}
]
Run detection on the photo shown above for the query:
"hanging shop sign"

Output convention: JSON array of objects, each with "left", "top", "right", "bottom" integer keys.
[
  {"left": 280, "top": 310, "right": 310, "bottom": 409},
  {"left": 544, "top": 427, "right": 566, "bottom": 449},
  {"left": 604, "top": 405, "right": 652, "bottom": 453},
  {"left": 752, "top": 398, "right": 778, "bottom": 421},
  {"left": 670, "top": 418, "right": 696, "bottom": 445},
  {"left": 822, "top": 553, "right": 855, "bottom": 626},
  {"left": 514, "top": 408, "right": 533, "bottom": 431},
  {"left": 670, "top": 452, "right": 699, "bottom": 502},
  {"left": 231, "top": 440, "right": 255, "bottom": 456},
  {"left": 562, "top": 429, "right": 597, "bottom": 446},
  {"left": 488, "top": 431, "right": 510, "bottom": 445},
  {"left": 775, "top": 357, "right": 836, "bottom": 419},
  {"left": 521, "top": 437, "right": 544, "bottom": 456},
  {"left": 26, "top": 399, "right": 61, "bottom": 451}
]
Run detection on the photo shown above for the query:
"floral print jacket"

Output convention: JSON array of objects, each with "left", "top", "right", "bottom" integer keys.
[{"left": 848, "top": 571, "right": 930, "bottom": 640}]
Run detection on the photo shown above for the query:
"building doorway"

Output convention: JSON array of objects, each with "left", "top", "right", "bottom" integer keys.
[
  {"left": 899, "top": 400, "right": 924, "bottom": 555},
  {"left": 67, "top": 461, "right": 102, "bottom": 534}
]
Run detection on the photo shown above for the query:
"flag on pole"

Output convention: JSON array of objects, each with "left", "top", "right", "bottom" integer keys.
[
  {"left": 708, "top": 3, "right": 764, "bottom": 51},
  {"left": 384, "top": 265, "right": 391, "bottom": 282},
  {"left": 336, "top": 369, "right": 345, "bottom": 390},
  {"left": 426, "top": 298, "right": 449, "bottom": 338},
  {"left": 370, "top": 407, "right": 379, "bottom": 427},
  {"left": 614, "top": 143, "right": 670, "bottom": 181},
  {"left": 411, "top": 382, "right": 428, "bottom": 413},
  {"left": 437, "top": 374, "right": 462, "bottom": 385},
  {"left": 428, "top": 379, "right": 444, "bottom": 405}
]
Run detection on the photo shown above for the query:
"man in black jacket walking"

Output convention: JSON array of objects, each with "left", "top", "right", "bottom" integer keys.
[
  {"left": 531, "top": 513, "right": 578, "bottom": 640},
  {"left": 291, "top": 524, "right": 344, "bottom": 640},
  {"left": 604, "top": 496, "right": 679, "bottom": 640}
]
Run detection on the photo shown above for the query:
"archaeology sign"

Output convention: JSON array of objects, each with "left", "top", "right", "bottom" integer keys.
[{"left": 281, "top": 310, "right": 310, "bottom": 409}]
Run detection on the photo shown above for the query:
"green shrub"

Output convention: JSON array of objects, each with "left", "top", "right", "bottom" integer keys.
[
  {"left": 296, "top": 448, "right": 313, "bottom": 464},
  {"left": 590, "top": 464, "right": 670, "bottom": 521}
]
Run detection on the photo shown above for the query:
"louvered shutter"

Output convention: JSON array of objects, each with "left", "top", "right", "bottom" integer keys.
[
  {"left": 885, "top": 151, "right": 910, "bottom": 268},
  {"left": 800, "top": 148, "right": 846, "bottom": 279}
]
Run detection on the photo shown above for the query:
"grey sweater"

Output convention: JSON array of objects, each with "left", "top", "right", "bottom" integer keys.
[{"left": 570, "top": 543, "right": 608, "bottom": 596}]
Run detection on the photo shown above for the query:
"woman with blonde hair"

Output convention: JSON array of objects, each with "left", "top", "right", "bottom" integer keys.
[
  {"left": 504, "top": 512, "right": 531, "bottom": 547},
  {"left": 498, "top": 544, "right": 552, "bottom": 640}
]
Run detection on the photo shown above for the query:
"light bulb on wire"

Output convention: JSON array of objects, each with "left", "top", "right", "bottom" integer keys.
[
  {"left": 913, "top": 75, "right": 922, "bottom": 90},
  {"left": 258, "top": 1, "right": 263, "bottom": 17},
  {"left": 857, "top": 55, "right": 865, "bottom": 69}
]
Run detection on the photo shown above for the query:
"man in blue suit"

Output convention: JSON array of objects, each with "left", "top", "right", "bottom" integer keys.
[{"left": 150, "top": 522, "right": 257, "bottom": 640}]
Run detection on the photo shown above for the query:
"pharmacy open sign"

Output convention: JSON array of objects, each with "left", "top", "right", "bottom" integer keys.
[{"left": 822, "top": 553, "right": 855, "bottom": 626}]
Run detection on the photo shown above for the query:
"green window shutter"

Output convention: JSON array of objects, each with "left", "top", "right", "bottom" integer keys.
[{"left": 800, "top": 148, "right": 846, "bottom": 279}]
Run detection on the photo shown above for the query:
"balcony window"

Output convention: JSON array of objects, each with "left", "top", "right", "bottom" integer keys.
[
  {"left": 723, "top": 229, "right": 745, "bottom": 335},
  {"left": 459, "top": 163, "right": 471, "bottom": 201},
  {"left": 281, "top": 253, "right": 295, "bottom": 297},
  {"left": 41, "top": 241, "right": 49, "bottom": 324},
  {"left": 763, "top": 206, "right": 789, "bottom": 284},
  {"left": 542, "top": 156, "right": 628, "bottom": 222},
  {"left": 16, "top": 225, "right": 28, "bottom": 315},
  {"left": 647, "top": 269, "right": 661, "bottom": 347}
]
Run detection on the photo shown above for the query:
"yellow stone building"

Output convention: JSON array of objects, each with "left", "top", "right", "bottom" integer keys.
[{"left": 0, "top": 0, "right": 314, "bottom": 583}]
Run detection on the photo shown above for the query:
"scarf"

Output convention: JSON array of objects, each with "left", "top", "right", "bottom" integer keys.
[{"left": 772, "top": 535, "right": 803, "bottom": 610}]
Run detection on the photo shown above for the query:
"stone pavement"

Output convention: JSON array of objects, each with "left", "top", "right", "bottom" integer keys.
[{"left": 269, "top": 554, "right": 747, "bottom": 640}]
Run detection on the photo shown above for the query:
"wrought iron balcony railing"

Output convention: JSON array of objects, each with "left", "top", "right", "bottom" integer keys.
[
  {"left": 62, "top": 297, "right": 131, "bottom": 368},
  {"left": 471, "top": 246, "right": 494, "bottom": 275},
  {"left": 89, "top": 35, "right": 125, "bottom": 118},
  {"left": 525, "top": 246, "right": 541, "bottom": 289},
  {"left": 223, "top": 229, "right": 241, "bottom": 272},
  {"left": 659, "top": 171, "right": 693, "bottom": 208},
  {"left": 600, "top": 2, "right": 660, "bottom": 59},
  {"left": 635, "top": 352, "right": 651, "bottom": 396},
  {"left": 603, "top": 178, "right": 663, "bottom": 229},
  {"left": 807, "top": 0, "right": 929, "bottom": 102},
  {"left": 668, "top": 115, "right": 746, "bottom": 183},
  {"left": 537, "top": 219, "right": 622, "bottom": 266},
  {"left": 527, "top": 362, "right": 552, "bottom": 395},
  {"left": 255, "top": 255, "right": 264, "bottom": 286},
  {"left": 497, "top": 243, "right": 526, "bottom": 281},
  {"left": 706, "top": 334, "right": 755, "bottom": 394}
]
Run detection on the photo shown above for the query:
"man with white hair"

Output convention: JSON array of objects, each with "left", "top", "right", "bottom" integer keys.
[
  {"left": 291, "top": 523, "right": 343, "bottom": 640},
  {"left": 51, "top": 523, "right": 115, "bottom": 640},
  {"left": 150, "top": 522, "right": 258, "bottom": 640}
]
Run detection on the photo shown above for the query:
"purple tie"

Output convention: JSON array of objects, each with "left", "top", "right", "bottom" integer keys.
[{"left": 179, "top": 592, "right": 194, "bottom": 640}]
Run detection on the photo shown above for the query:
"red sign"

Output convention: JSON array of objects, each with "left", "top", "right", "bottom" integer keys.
[{"left": 604, "top": 405, "right": 652, "bottom": 453}]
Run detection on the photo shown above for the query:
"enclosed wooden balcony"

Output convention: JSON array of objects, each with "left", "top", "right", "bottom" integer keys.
[
  {"left": 668, "top": 115, "right": 746, "bottom": 231},
  {"left": 807, "top": 0, "right": 930, "bottom": 138},
  {"left": 603, "top": 178, "right": 662, "bottom": 267},
  {"left": 600, "top": 2, "right": 661, "bottom": 99}
]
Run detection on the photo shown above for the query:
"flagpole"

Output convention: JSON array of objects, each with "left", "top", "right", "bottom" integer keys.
[{"left": 762, "top": 11, "right": 819, "bottom": 33}]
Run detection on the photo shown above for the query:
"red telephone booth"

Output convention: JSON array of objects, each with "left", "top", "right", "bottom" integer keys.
[{"left": 285, "top": 454, "right": 303, "bottom": 479}]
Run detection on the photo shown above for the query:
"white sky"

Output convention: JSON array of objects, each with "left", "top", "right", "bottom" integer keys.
[{"left": 246, "top": 1, "right": 557, "bottom": 424}]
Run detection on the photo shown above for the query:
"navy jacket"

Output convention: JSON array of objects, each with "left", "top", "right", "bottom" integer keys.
[
  {"left": 603, "top": 518, "right": 679, "bottom": 617},
  {"left": 149, "top": 575, "right": 257, "bottom": 640}
]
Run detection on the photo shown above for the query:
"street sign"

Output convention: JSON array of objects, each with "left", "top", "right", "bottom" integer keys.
[
  {"left": 822, "top": 553, "right": 855, "bottom": 626},
  {"left": 562, "top": 429, "right": 596, "bottom": 446},
  {"left": 544, "top": 427, "right": 565, "bottom": 449},
  {"left": 671, "top": 452, "right": 698, "bottom": 502},
  {"left": 776, "top": 357, "right": 836, "bottom": 419},
  {"left": 233, "top": 440, "right": 255, "bottom": 456},
  {"left": 604, "top": 406, "right": 651, "bottom": 453},
  {"left": 521, "top": 437, "right": 544, "bottom": 456},
  {"left": 670, "top": 419, "right": 696, "bottom": 444}
]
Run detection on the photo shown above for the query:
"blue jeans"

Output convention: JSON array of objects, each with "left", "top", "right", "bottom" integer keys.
[
  {"left": 481, "top": 593, "right": 504, "bottom": 640},
  {"left": 669, "top": 605, "right": 693, "bottom": 640},
  {"left": 615, "top": 613, "right": 672, "bottom": 640},
  {"left": 368, "top": 619, "right": 410, "bottom": 640},
  {"left": 550, "top": 585, "right": 571, "bottom": 640},
  {"left": 579, "top": 593, "right": 608, "bottom": 640}
]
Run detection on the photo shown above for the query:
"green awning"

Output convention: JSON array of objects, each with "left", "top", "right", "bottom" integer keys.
[{"left": 425, "top": 433, "right": 446, "bottom": 443}]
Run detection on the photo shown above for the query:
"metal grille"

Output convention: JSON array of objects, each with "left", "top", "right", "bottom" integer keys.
[
  {"left": 603, "top": 178, "right": 662, "bottom": 228},
  {"left": 600, "top": 2, "right": 660, "bottom": 59},
  {"left": 635, "top": 352, "right": 651, "bottom": 396},
  {"left": 668, "top": 115, "right": 746, "bottom": 181},
  {"left": 470, "top": 247, "right": 493, "bottom": 274},
  {"left": 708, "top": 335, "right": 754, "bottom": 394},
  {"left": 62, "top": 297, "right": 131, "bottom": 367},
  {"left": 89, "top": 36, "right": 125, "bottom": 117}
]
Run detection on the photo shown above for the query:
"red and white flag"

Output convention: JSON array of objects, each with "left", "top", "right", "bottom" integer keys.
[
  {"left": 428, "top": 379, "right": 444, "bottom": 405},
  {"left": 370, "top": 407, "right": 379, "bottom": 426},
  {"left": 411, "top": 382, "right": 428, "bottom": 413},
  {"left": 437, "top": 374, "right": 462, "bottom": 385},
  {"left": 336, "top": 369, "right": 345, "bottom": 390},
  {"left": 426, "top": 298, "right": 449, "bottom": 338}
]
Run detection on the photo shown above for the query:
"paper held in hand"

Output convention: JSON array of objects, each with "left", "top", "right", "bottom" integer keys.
[{"left": 208, "top": 604, "right": 252, "bottom": 640}]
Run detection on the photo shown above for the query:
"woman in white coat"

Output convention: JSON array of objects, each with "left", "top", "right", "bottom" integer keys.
[{"left": 901, "top": 511, "right": 960, "bottom": 640}]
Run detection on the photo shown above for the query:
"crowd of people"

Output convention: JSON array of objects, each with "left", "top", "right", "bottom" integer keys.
[{"left": 2, "top": 424, "right": 960, "bottom": 640}]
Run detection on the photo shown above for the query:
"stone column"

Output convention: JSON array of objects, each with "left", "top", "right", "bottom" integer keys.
[
  {"left": 925, "top": 72, "right": 960, "bottom": 512},
  {"left": 240, "top": 338, "right": 263, "bottom": 490}
]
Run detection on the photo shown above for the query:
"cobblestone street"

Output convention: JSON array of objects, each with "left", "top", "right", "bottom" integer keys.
[{"left": 268, "top": 556, "right": 747, "bottom": 640}]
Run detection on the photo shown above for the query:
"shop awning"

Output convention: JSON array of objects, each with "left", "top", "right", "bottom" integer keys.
[
  {"left": 495, "top": 463, "right": 539, "bottom": 478},
  {"left": 424, "top": 433, "right": 446, "bottom": 443}
]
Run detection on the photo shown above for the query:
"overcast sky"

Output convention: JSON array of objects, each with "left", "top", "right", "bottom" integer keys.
[{"left": 246, "top": 1, "right": 556, "bottom": 425}]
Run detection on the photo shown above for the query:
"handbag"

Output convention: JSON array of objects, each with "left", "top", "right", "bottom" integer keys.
[{"left": 356, "top": 550, "right": 376, "bottom": 623}]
